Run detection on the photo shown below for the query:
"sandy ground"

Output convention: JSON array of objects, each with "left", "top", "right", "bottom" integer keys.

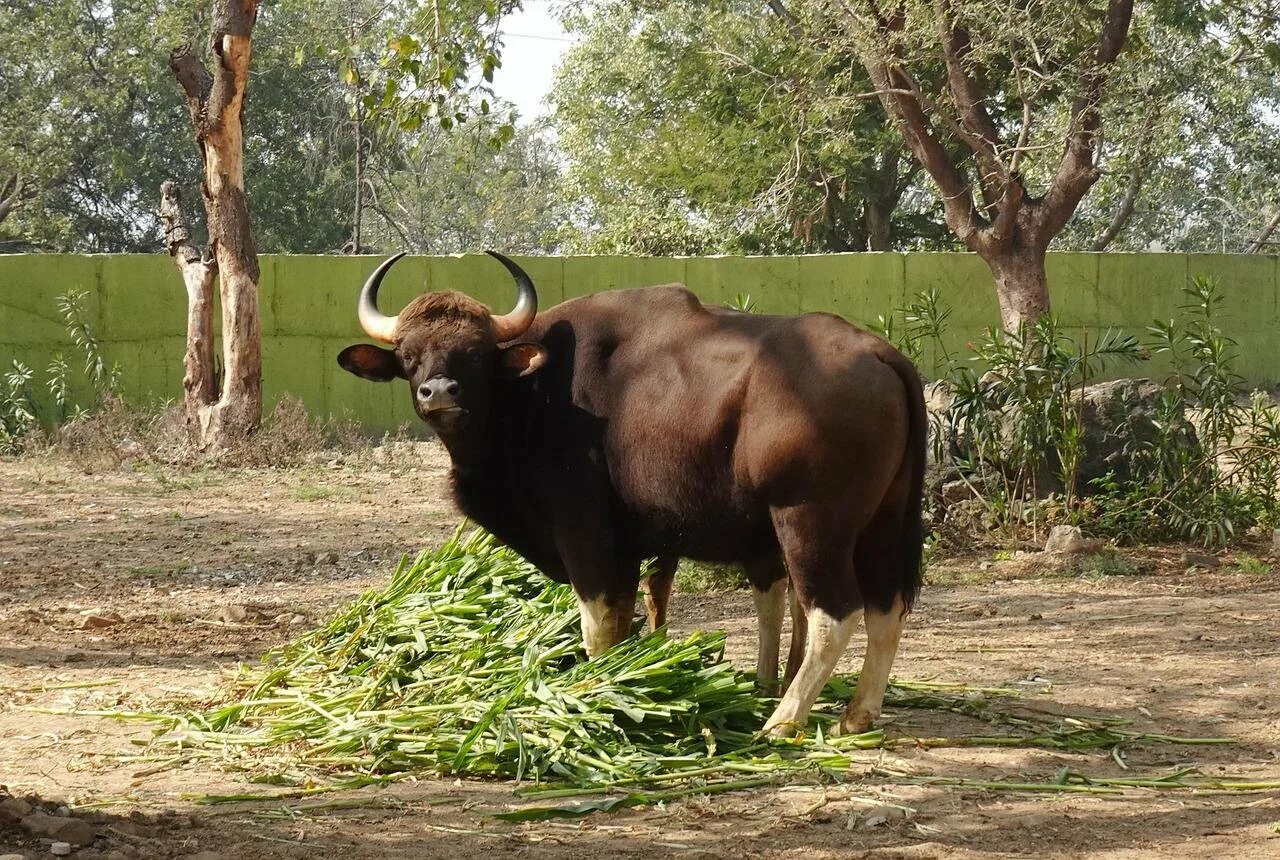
[{"left": 1, "top": 445, "right": 1278, "bottom": 859}]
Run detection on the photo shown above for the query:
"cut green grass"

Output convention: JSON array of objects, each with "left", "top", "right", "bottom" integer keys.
[{"left": 84, "top": 529, "right": 1248, "bottom": 818}]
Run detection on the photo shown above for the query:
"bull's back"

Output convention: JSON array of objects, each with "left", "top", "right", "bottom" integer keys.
[{"left": 537, "top": 288, "right": 909, "bottom": 559}]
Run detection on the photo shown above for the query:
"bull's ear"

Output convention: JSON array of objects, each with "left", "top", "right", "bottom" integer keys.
[
  {"left": 497, "top": 343, "right": 547, "bottom": 378},
  {"left": 338, "top": 344, "right": 404, "bottom": 381}
]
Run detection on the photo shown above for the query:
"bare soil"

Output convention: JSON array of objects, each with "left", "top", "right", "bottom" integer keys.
[{"left": 1, "top": 446, "right": 1278, "bottom": 859}]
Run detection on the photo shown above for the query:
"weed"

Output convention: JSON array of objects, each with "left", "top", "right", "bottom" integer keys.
[
  {"left": 1230, "top": 554, "right": 1273, "bottom": 576},
  {"left": 675, "top": 559, "right": 747, "bottom": 592}
]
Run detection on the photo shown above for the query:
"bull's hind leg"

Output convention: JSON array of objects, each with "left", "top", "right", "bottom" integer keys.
[
  {"left": 761, "top": 507, "right": 862, "bottom": 738},
  {"left": 744, "top": 556, "right": 787, "bottom": 696},
  {"left": 837, "top": 596, "right": 906, "bottom": 736},
  {"left": 834, "top": 504, "right": 913, "bottom": 735},
  {"left": 641, "top": 557, "right": 678, "bottom": 631}
]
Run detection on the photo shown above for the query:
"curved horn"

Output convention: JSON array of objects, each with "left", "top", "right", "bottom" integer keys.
[
  {"left": 485, "top": 250, "right": 538, "bottom": 341},
  {"left": 358, "top": 252, "right": 407, "bottom": 344}
]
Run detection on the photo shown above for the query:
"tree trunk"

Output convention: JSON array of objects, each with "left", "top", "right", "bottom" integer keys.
[
  {"left": 159, "top": 181, "right": 218, "bottom": 438},
  {"left": 983, "top": 244, "right": 1051, "bottom": 332},
  {"left": 163, "top": 0, "right": 262, "bottom": 449},
  {"left": 863, "top": 198, "right": 892, "bottom": 251}
]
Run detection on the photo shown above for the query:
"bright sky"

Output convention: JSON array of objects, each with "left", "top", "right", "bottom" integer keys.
[{"left": 491, "top": 2, "right": 577, "bottom": 122}]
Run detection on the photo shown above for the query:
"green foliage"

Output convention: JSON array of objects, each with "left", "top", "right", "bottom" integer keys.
[
  {"left": 881, "top": 274, "right": 1280, "bottom": 548},
  {"left": 675, "top": 560, "right": 748, "bottom": 593},
  {"left": 0, "top": 362, "right": 38, "bottom": 454},
  {"left": 949, "top": 320, "right": 1144, "bottom": 512},
  {"left": 362, "top": 119, "right": 567, "bottom": 254},
  {"left": 552, "top": 1, "right": 942, "bottom": 254},
  {"left": 1090, "top": 278, "right": 1280, "bottom": 544},
  {"left": 0, "top": 291, "right": 122, "bottom": 451}
]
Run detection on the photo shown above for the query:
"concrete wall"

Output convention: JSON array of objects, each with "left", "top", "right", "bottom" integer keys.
[{"left": 2, "top": 252, "right": 1277, "bottom": 431}]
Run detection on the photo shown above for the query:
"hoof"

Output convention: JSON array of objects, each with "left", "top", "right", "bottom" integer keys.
[
  {"left": 833, "top": 710, "right": 875, "bottom": 737},
  {"left": 761, "top": 717, "right": 803, "bottom": 739}
]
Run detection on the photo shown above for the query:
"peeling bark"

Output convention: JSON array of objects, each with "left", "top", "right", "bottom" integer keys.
[{"left": 161, "top": 0, "right": 261, "bottom": 449}]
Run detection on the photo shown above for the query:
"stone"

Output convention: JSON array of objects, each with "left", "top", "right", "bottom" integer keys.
[
  {"left": 1044, "top": 525, "right": 1105, "bottom": 555},
  {"left": 218, "top": 604, "right": 261, "bottom": 624},
  {"left": 318, "top": 551, "right": 339, "bottom": 565},
  {"left": 1, "top": 853, "right": 29, "bottom": 860},
  {"left": 1181, "top": 551, "right": 1220, "bottom": 569},
  {"left": 1, "top": 795, "right": 34, "bottom": 817},
  {"left": 77, "top": 610, "right": 123, "bottom": 630},
  {"left": 1075, "top": 379, "right": 1196, "bottom": 490},
  {"left": 940, "top": 480, "right": 971, "bottom": 505},
  {"left": 51, "top": 844, "right": 72, "bottom": 857},
  {"left": 22, "top": 811, "right": 97, "bottom": 846}
]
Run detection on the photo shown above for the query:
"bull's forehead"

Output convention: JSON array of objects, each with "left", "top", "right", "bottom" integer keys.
[{"left": 396, "top": 316, "right": 493, "bottom": 356}]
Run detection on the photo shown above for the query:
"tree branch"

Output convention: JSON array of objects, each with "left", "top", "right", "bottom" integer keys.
[
  {"left": 936, "top": 0, "right": 1007, "bottom": 202},
  {"left": 1038, "top": 0, "right": 1135, "bottom": 241},
  {"left": 1247, "top": 209, "right": 1280, "bottom": 254},
  {"left": 1089, "top": 164, "right": 1143, "bottom": 251},
  {"left": 765, "top": 0, "right": 802, "bottom": 36},
  {"left": 169, "top": 44, "right": 212, "bottom": 132},
  {"left": 852, "top": 7, "right": 984, "bottom": 245},
  {"left": 0, "top": 173, "right": 28, "bottom": 225}
]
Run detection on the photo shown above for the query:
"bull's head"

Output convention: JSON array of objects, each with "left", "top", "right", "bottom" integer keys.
[{"left": 337, "top": 252, "right": 547, "bottom": 436}]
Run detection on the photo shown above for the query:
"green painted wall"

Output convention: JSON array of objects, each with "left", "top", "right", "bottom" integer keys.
[{"left": 2, "top": 252, "right": 1277, "bottom": 432}]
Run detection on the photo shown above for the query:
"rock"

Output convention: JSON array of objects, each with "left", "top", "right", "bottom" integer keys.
[
  {"left": 1, "top": 853, "right": 29, "bottom": 860},
  {"left": 22, "top": 811, "right": 97, "bottom": 846},
  {"left": 289, "top": 614, "right": 307, "bottom": 626},
  {"left": 51, "top": 844, "right": 72, "bottom": 857},
  {"left": 318, "top": 551, "right": 339, "bottom": 566},
  {"left": 218, "top": 604, "right": 261, "bottom": 624},
  {"left": 1181, "top": 551, "right": 1220, "bottom": 569},
  {"left": 1, "top": 795, "right": 34, "bottom": 818},
  {"left": 1076, "top": 379, "right": 1196, "bottom": 490},
  {"left": 77, "top": 610, "right": 123, "bottom": 630},
  {"left": 940, "top": 480, "right": 971, "bottom": 505},
  {"left": 1044, "top": 525, "right": 1105, "bottom": 555}
]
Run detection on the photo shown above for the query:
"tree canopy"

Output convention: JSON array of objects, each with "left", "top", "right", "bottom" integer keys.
[{"left": 1, "top": 0, "right": 1276, "bottom": 264}]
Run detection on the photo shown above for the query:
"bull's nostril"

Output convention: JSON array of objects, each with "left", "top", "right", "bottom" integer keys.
[
  {"left": 417, "top": 383, "right": 433, "bottom": 400},
  {"left": 445, "top": 381, "right": 460, "bottom": 396}
]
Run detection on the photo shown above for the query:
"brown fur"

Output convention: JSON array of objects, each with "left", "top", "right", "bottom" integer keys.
[{"left": 395, "top": 292, "right": 495, "bottom": 344}]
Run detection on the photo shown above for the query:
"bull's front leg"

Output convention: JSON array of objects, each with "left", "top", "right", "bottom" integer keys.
[
  {"left": 554, "top": 519, "right": 639, "bottom": 657},
  {"left": 574, "top": 576, "right": 640, "bottom": 657}
]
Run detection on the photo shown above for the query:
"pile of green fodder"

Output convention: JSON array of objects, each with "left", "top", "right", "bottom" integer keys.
[
  {"left": 152, "top": 530, "right": 791, "bottom": 787},
  {"left": 135, "top": 529, "right": 1233, "bottom": 803}
]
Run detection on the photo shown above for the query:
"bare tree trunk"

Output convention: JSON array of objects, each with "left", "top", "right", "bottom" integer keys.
[
  {"left": 162, "top": 0, "right": 261, "bottom": 449},
  {"left": 984, "top": 244, "right": 1051, "bottom": 332},
  {"left": 863, "top": 199, "right": 892, "bottom": 251},
  {"left": 351, "top": 100, "right": 364, "bottom": 254},
  {"left": 159, "top": 181, "right": 218, "bottom": 437}
]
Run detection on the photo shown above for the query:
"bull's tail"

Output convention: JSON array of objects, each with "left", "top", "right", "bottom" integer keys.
[
  {"left": 887, "top": 352, "right": 927, "bottom": 613},
  {"left": 852, "top": 351, "right": 927, "bottom": 616}
]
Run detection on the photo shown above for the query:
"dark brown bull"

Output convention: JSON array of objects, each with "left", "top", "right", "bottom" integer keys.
[{"left": 338, "top": 252, "right": 925, "bottom": 736}]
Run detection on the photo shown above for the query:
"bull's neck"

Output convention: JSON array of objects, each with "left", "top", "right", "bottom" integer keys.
[{"left": 433, "top": 403, "right": 500, "bottom": 469}]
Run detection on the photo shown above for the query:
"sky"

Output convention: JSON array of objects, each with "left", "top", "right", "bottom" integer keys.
[{"left": 491, "top": 2, "right": 577, "bottom": 122}]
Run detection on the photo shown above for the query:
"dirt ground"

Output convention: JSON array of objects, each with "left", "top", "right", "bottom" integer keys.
[{"left": 1, "top": 444, "right": 1278, "bottom": 859}]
